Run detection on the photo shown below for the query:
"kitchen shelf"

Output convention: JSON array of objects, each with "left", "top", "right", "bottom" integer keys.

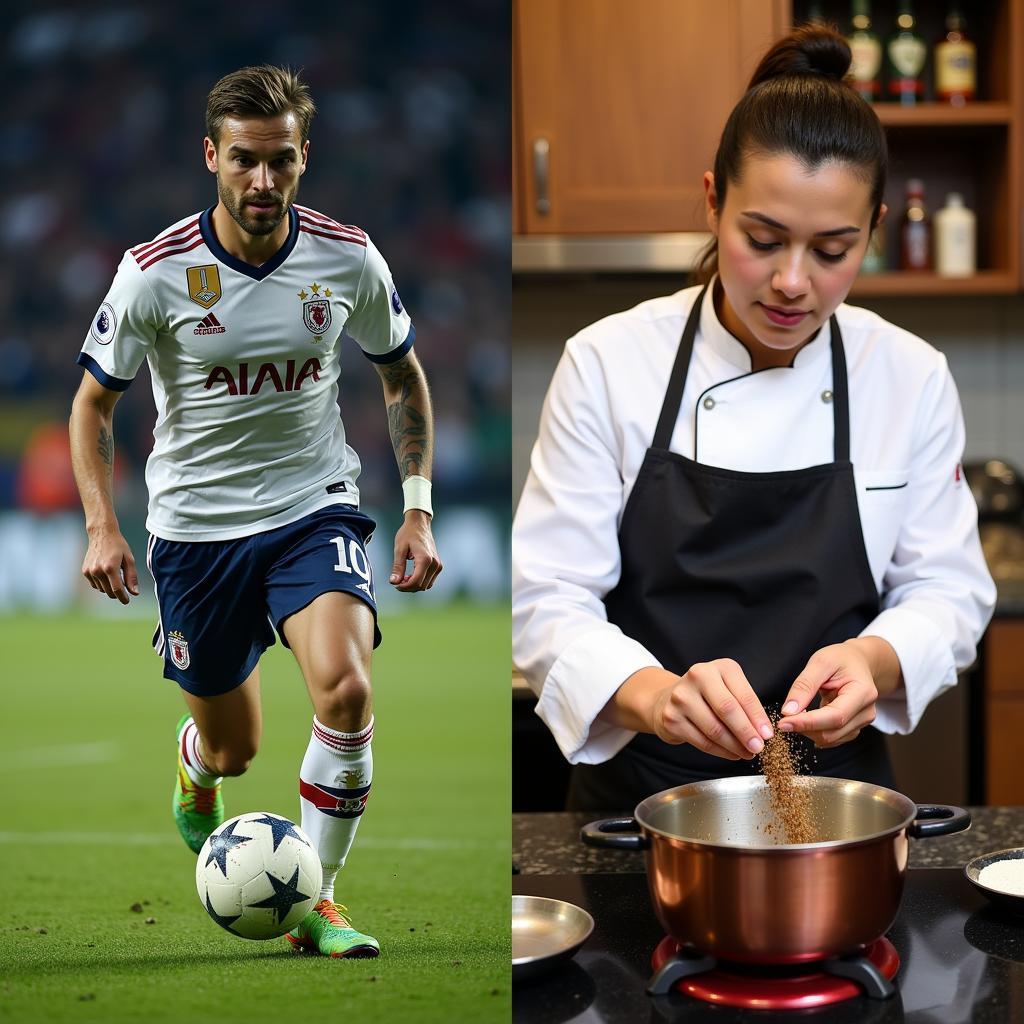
[
  {"left": 851, "top": 270, "right": 1020, "bottom": 297},
  {"left": 872, "top": 101, "right": 1014, "bottom": 127}
]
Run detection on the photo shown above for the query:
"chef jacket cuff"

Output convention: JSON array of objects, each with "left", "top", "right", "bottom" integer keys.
[
  {"left": 535, "top": 631, "right": 662, "bottom": 765},
  {"left": 859, "top": 607, "right": 957, "bottom": 735}
]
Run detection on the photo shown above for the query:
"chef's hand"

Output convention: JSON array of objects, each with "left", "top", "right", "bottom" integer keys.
[
  {"left": 778, "top": 638, "right": 902, "bottom": 747},
  {"left": 607, "top": 663, "right": 774, "bottom": 761}
]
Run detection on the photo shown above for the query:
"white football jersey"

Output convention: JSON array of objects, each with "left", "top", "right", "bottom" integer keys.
[{"left": 78, "top": 204, "right": 414, "bottom": 541}]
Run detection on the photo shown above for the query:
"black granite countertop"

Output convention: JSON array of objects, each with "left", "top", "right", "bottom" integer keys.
[
  {"left": 513, "top": 868, "right": 1024, "bottom": 1023},
  {"left": 513, "top": 807, "right": 1024, "bottom": 875}
]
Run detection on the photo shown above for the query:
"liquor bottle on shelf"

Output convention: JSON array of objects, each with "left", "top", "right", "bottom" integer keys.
[
  {"left": 900, "top": 179, "right": 931, "bottom": 271},
  {"left": 885, "top": 2, "right": 927, "bottom": 105},
  {"left": 847, "top": 0, "right": 882, "bottom": 103},
  {"left": 935, "top": 5, "right": 976, "bottom": 106},
  {"left": 934, "top": 193, "right": 976, "bottom": 277}
]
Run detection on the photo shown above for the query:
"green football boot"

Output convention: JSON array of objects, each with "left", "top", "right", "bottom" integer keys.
[
  {"left": 286, "top": 899, "right": 380, "bottom": 958},
  {"left": 173, "top": 713, "right": 223, "bottom": 854}
]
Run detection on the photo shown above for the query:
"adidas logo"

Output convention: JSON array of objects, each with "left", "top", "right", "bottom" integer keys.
[{"left": 194, "top": 312, "right": 226, "bottom": 335}]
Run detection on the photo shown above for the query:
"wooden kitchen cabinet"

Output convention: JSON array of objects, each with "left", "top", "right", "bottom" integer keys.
[
  {"left": 515, "top": 0, "right": 1023, "bottom": 294},
  {"left": 984, "top": 618, "right": 1024, "bottom": 804},
  {"left": 513, "top": 0, "right": 787, "bottom": 234}
]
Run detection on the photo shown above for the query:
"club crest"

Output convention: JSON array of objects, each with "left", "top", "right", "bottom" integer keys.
[
  {"left": 168, "top": 630, "right": 190, "bottom": 670},
  {"left": 297, "top": 282, "right": 333, "bottom": 339},
  {"left": 186, "top": 265, "right": 222, "bottom": 309},
  {"left": 303, "top": 299, "right": 331, "bottom": 335}
]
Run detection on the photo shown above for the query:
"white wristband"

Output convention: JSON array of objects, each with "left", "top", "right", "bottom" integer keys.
[{"left": 402, "top": 475, "right": 433, "bottom": 516}]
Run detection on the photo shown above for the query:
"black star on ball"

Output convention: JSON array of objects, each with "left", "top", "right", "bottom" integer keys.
[
  {"left": 251, "top": 813, "right": 307, "bottom": 853},
  {"left": 205, "top": 818, "right": 253, "bottom": 876},
  {"left": 204, "top": 890, "right": 242, "bottom": 934},
  {"left": 246, "top": 866, "right": 312, "bottom": 925}
]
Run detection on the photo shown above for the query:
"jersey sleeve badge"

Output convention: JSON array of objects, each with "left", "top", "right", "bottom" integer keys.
[{"left": 90, "top": 302, "right": 117, "bottom": 345}]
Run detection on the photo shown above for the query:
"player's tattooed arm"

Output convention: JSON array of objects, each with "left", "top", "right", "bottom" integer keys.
[
  {"left": 70, "top": 372, "right": 139, "bottom": 603},
  {"left": 70, "top": 376, "right": 122, "bottom": 523},
  {"left": 376, "top": 349, "right": 442, "bottom": 591},
  {"left": 97, "top": 426, "right": 114, "bottom": 473},
  {"left": 375, "top": 350, "right": 433, "bottom": 482}
]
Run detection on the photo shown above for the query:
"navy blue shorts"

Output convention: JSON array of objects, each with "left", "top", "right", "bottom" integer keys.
[{"left": 148, "top": 506, "right": 381, "bottom": 697}]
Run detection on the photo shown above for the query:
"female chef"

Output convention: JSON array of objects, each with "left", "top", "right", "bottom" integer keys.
[{"left": 511, "top": 25, "right": 996, "bottom": 811}]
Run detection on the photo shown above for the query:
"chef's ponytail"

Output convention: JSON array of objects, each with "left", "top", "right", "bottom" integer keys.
[{"left": 694, "top": 24, "right": 887, "bottom": 284}]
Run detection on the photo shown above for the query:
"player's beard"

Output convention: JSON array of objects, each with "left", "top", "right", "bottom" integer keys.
[{"left": 218, "top": 176, "right": 297, "bottom": 237}]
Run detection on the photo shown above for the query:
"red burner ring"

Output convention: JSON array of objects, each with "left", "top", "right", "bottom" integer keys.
[{"left": 650, "top": 936, "right": 900, "bottom": 1010}]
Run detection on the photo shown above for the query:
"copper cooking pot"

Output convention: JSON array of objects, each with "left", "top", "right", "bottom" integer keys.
[{"left": 582, "top": 775, "right": 969, "bottom": 964}]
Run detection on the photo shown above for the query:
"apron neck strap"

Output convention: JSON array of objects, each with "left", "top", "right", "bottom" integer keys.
[
  {"left": 652, "top": 285, "right": 707, "bottom": 451},
  {"left": 652, "top": 285, "right": 851, "bottom": 463},
  {"left": 829, "top": 313, "right": 850, "bottom": 462}
]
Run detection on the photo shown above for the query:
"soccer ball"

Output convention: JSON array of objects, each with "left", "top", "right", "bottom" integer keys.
[{"left": 196, "top": 811, "right": 322, "bottom": 940}]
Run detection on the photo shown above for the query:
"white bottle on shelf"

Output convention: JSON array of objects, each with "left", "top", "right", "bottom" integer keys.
[{"left": 934, "top": 192, "right": 976, "bottom": 277}]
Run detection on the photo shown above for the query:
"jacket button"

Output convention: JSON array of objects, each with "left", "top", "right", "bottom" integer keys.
[
  {"left": 703, "top": 397, "right": 716, "bottom": 410},
  {"left": 821, "top": 390, "right": 833, "bottom": 404}
]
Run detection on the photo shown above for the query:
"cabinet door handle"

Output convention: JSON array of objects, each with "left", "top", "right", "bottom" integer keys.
[{"left": 533, "top": 137, "right": 550, "bottom": 215}]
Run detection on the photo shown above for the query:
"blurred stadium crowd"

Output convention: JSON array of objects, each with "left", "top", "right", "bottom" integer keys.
[{"left": 0, "top": 0, "right": 509, "bottom": 608}]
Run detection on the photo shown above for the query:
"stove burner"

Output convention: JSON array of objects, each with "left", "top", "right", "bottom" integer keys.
[{"left": 648, "top": 937, "right": 900, "bottom": 1009}]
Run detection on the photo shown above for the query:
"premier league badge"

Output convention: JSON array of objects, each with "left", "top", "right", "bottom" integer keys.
[
  {"left": 168, "top": 630, "right": 190, "bottom": 670},
  {"left": 297, "top": 281, "right": 333, "bottom": 338},
  {"left": 90, "top": 302, "right": 117, "bottom": 345}
]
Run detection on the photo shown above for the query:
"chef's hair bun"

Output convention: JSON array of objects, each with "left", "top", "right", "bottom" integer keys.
[{"left": 748, "top": 25, "right": 852, "bottom": 91}]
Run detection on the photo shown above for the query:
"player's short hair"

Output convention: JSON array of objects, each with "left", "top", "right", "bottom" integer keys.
[{"left": 206, "top": 65, "right": 316, "bottom": 146}]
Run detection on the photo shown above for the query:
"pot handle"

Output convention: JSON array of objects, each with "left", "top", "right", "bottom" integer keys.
[
  {"left": 580, "top": 817, "right": 650, "bottom": 851},
  {"left": 909, "top": 804, "right": 971, "bottom": 839}
]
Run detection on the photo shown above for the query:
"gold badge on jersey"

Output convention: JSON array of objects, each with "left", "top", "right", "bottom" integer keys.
[{"left": 186, "top": 265, "right": 222, "bottom": 309}]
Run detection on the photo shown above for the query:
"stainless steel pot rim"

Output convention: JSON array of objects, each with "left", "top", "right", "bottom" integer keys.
[{"left": 633, "top": 775, "right": 919, "bottom": 852}]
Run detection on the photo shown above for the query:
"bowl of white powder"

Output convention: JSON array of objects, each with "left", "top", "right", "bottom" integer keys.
[{"left": 965, "top": 848, "right": 1024, "bottom": 915}]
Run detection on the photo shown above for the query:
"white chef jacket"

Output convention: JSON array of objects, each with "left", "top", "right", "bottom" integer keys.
[{"left": 512, "top": 283, "right": 996, "bottom": 765}]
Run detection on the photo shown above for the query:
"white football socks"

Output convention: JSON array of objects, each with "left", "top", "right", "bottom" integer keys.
[
  {"left": 179, "top": 717, "right": 221, "bottom": 787},
  {"left": 298, "top": 715, "right": 374, "bottom": 902}
]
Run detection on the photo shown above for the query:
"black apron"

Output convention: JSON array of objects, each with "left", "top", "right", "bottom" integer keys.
[{"left": 568, "top": 286, "right": 894, "bottom": 812}]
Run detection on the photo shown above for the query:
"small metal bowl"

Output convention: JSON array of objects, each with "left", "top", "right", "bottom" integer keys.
[
  {"left": 512, "top": 895, "right": 594, "bottom": 981},
  {"left": 964, "top": 847, "right": 1024, "bottom": 916}
]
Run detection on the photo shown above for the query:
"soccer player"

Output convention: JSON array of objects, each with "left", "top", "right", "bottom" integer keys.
[{"left": 69, "top": 66, "right": 441, "bottom": 958}]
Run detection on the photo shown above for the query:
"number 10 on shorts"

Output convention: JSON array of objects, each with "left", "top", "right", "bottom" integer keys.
[{"left": 331, "top": 537, "right": 373, "bottom": 590}]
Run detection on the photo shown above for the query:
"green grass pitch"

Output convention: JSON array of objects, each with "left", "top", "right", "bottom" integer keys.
[{"left": 0, "top": 603, "right": 510, "bottom": 1023}]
